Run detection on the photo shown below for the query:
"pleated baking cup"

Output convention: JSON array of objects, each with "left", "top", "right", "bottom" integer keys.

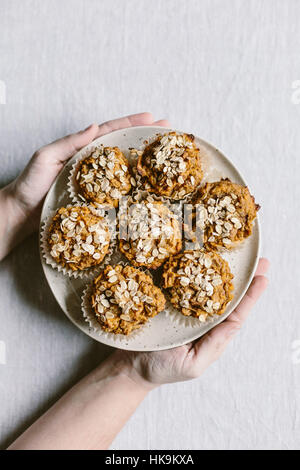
[
  {"left": 131, "top": 131, "right": 212, "bottom": 203},
  {"left": 67, "top": 144, "right": 102, "bottom": 205},
  {"left": 40, "top": 204, "right": 116, "bottom": 279},
  {"left": 81, "top": 268, "right": 155, "bottom": 342},
  {"left": 67, "top": 145, "right": 139, "bottom": 206},
  {"left": 162, "top": 296, "right": 219, "bottom": 328}
]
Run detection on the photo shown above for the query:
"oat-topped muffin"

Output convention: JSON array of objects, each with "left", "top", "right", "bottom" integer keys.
[
  {"left": 90, "top": 265, "right": 166, "bottom": 335},
  {"left": 163, "top": 249, "right": 234, "bottom": 321},
  {"left": 75, "top": 146, "right": 132, "bottom": 207},
  {"left": 48, "top": 206, "right": 110, "bottom": 271},
  {"left": 137, "top": 132, "right": 203, "bottom": 199},
  {"left": 194, "top": 180, "right": 259, "bottom": 250},
  {"left": 119, "top": 200, "right": 182, "bottom": 269}
]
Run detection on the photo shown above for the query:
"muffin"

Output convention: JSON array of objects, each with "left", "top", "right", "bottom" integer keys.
[
  {"left": 163, "top": 249, "right": 234, "bottom": 321},
  {"left": 75, "top": 146, "right": 132, "bottom": 207},
  {"left": 137, "top": 132, "right": 203, "bottom": 199},
  {"left": 47, "top": 206, "right": 111, "bottom": 271},
  {"left": 89, "top": 264, "right": 166, "bottom": 335},
  {"left": 119, "top": 200, "right": 182, "bottom": 269},
  {"left": 193, "top": 179, "right": 259, "bottom": 250}
]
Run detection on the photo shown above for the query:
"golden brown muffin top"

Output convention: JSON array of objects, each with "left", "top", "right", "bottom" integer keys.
[
  {"left": 137, "top": 132, "right": 203, "bottom": 200},
  {"left": 163, "top": 249, "right": 234, "bottom": 320},
  {"left": 48, "top": 206, "right": 110, "bottom": 271},
  {"left": 76, "top": 146, "right": 132, "bottom": 207},
  {"left": 119, "top": 200, "right": 182, "bottom": 269},
  {"left": 193, "top": 179, "right": 259, "bottom": 250},
  {"left": 90, "top": 264, "right": 166, "bottom": 335}
]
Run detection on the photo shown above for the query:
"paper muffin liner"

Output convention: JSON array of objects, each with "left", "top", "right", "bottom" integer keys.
[
  {"left": 40, "top": 203, "right": 117, "bottom": 279},
  {"left": 162, "top": 295, "right": 219, "bottom": 328},
  {"left": 67, "top": 144, "right": 138, "bottom": 206},
  {"left": 81, "top": 261, "right": 156, "bottom": 342},
  {"left": 67, "top": 144, "right": 103, "bottom": 205},
  {"left": 130, "top": 131, "right": 212, "bottom": 204}
]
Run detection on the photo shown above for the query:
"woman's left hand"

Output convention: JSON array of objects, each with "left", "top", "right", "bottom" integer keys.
[
  {"left": 0, "top": 112, "right": 169, "bottom": 260},
  {"left": 5, "top": 112, "right": 168, "bottom": 232}
]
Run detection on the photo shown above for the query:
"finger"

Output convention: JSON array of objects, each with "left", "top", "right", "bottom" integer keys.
[
  {"left": 192, "top": 321, "right": 240, "bottom": 364},
  {"left": 254, "top": 257, "right": 270, "bottom": 276},
  {"left": 37, "top": 123, "right": 100, "bottom": 163},
  {"left": 192, "top": 270, "right": 269, "bottom": 360},
  {"left": 36, "top": 113, "right": 156, "bottom": 165},
  {"left": 226, "top": 275, "right": 268, "bottom": 326},
  {"left": 95, "top": 112, "right": 154, "bottom": 137},
  {"left": 153, "top": 119, "right": 171, "bottom": 127}
]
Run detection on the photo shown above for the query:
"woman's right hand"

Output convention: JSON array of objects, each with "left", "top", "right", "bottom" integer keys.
[{"left": 118, "top": 258, "right": 269, "bottom": 390}]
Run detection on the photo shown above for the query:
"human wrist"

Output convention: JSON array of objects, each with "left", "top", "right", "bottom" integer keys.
[
  {"left": 106, "top": 350, "right": 159, "bottom": 393},
  {"left": 92, "top": 351, "right": 157, "bottom": 394},
  {"left": 1, "top": 183, "right": 25, "bottom": 227},
  {"left": 0, "top": 184, "right": 33, "bottom": 260},
  {"left": 4, "top": 181, "right": 38, "bottom": 232}
]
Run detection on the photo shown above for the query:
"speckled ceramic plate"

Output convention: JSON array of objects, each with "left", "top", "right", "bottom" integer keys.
[{"left": 39, "top": 126, "right": 260, "bottom": 351}]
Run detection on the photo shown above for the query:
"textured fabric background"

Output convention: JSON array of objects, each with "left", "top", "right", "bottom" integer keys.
[{"left": 0, "top": 0, "right": 299, "bottom": 450}]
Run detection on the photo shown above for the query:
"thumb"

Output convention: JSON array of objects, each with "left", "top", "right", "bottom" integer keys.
[
  {"left": 192, "top": 322, "right": 240, "bottom": 370},
  {"left": 37, "top": 123, "right": 99, "bottom": 164}
]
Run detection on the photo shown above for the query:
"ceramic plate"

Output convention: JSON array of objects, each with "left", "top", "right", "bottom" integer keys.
[{"left": 39, "top": 126, "right": 260, "bottom": 351}]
